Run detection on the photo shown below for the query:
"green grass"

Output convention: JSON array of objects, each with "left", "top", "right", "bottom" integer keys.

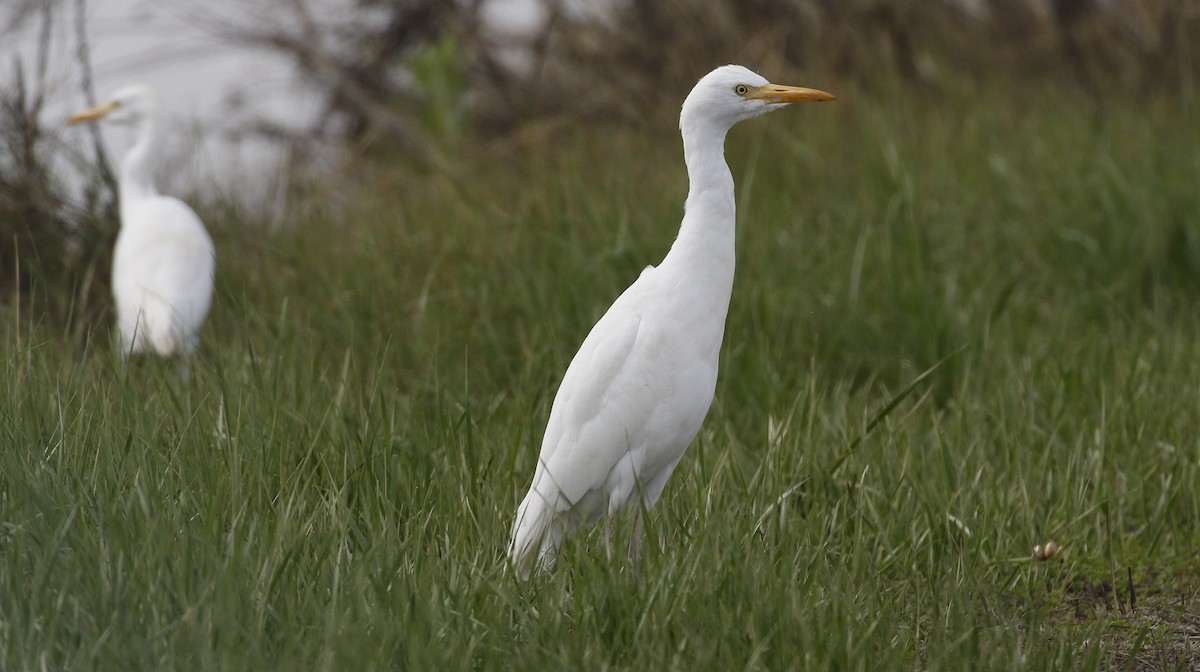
[{"left": 2, "top": 80, "right": 1199, "bottom": 669}]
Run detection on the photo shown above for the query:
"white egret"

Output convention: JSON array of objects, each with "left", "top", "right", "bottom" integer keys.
[
  {"left": 509, "top": 65, "right": 834, "bottom": 577},
  {"left": 68, "top": 85, "right": 215, "bottom": 358}
]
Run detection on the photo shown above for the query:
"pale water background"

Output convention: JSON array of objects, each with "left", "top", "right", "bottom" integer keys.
[{"left": 1, "top": 0, "right": 547, "bottom": 210}]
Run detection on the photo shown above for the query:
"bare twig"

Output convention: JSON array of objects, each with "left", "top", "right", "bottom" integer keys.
[
  {"left": 32, "top": 0, "right": 52, "bottom": 107},
  {"left": 1128, "top": 567, "right": 1137, "bottom": 613},
  {"left": 72, "top": 0, "right": 117, "bottom": 195}
]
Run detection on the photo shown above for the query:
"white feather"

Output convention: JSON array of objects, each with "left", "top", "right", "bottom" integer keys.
[
  {"left": 509, "top": 65, "right": 834, "bottom": 577},
  {"left": 71, "top": 84, "right": 216, "bottom": 358}
]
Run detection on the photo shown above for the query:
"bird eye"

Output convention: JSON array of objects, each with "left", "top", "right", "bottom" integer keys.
[{"left": 734, "top": 84, "right": 749, "bottom": 96}]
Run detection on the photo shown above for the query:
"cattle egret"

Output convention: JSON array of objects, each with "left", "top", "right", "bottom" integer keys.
[
  {"left": 509, "top": 65, "right": 834, "bottom": 577},
  {"left": 68, "top": 85, "right": 215, "bottom": 359}
]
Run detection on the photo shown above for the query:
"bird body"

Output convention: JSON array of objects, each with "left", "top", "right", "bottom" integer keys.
[
  {"left": 510, "top": 65, "right": 834, "bottom": 577},
  {"left": 111, "top": 196, "right": 214, "bottom": 355},
  {"left": 69, "top": 85, "right": 215, "bottom": 357}
]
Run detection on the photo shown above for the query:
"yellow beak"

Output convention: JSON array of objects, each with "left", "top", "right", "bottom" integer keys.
[
  {"left": 67, "top": 101, "right": 120, "bottom": 125},
  {"left": 746, "top": 84, "right": 836, "bottom": 104}
]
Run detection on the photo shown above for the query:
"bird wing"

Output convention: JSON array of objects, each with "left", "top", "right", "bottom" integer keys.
[
  {"left": 118, "top": 197, "right": 215, "bottom": 308},
  {"left": 532, "top": 272, "right": 664, "bottom": 513}
]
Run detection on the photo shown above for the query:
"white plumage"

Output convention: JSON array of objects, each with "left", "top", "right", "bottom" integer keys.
[
  {"left": 69, "top": 85, "right": 215, "bottom": 357},
  {"left": 509, "top": 65, "right": 834, "bottom": 577}
]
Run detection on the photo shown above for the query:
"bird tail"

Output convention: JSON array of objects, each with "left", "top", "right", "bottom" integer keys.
[
  {"left": 509, "top": 490, "right": 563, "bottom": 580},
  {"left": 140, "top": 300, "right": 197, "bottom": 357}
]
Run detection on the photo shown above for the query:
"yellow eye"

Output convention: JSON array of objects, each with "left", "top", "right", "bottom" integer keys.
[{"left": 734, "top": 84, "right": 749, "bottom": 96}]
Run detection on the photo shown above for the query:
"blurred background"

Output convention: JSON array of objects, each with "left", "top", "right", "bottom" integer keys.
[{"left": 1, "top": 0, "right": 1198, "bottom": 338}]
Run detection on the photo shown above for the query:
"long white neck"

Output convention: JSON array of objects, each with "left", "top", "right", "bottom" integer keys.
[
  {"left": 660, "top": 114, "right": 736, "bottom": 302},
  {"left": 119, "top": 111, "right": 162, "bottom": 225},
  {"left": 651, "top": 112, "right": 738, "bottom": 364}
]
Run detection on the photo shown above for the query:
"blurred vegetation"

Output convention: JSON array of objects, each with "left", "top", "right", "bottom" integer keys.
[
  {"left": 3, "top": 0, "right": 1200, "bottom": 335},
  {"left": 215, "top": 0, "right": 1200, "bottom": 145},
  {"left": 0, "top": 0, "right": 116, "bottom": 338},
  {"left": 0, "top": 67, "right": 115, "bottom": 341}
]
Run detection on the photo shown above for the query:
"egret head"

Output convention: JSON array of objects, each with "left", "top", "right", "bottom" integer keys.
[
  {"left": 67, "top": 84, "right": 160, "bottom": 127},
  {"left": 680, "top": 65, "right": 834, "bottom": 133}
]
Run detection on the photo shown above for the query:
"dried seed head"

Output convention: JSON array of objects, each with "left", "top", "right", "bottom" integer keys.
[{"left": 1033, "top": 541, "right": 1060, "bottom": 561}]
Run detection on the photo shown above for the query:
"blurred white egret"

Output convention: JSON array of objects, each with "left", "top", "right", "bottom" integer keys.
[
  {"left": 68, "top": 85, "right": 215, "bottom": 359},
  {"left": 509, "top": 65, "right": 834, "bottom": 577}
]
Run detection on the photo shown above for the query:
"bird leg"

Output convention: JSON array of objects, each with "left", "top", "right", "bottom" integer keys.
[
  {"left": 603, "top": 516, "right": 616, "bottom": 559},
  {"left": 626, "top": 510, "right": 644, "bottom": 561}
]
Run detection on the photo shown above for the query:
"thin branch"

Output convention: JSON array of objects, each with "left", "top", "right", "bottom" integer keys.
[
  {"left": 72, "top": 0, "right": 117, "bottom": 196},
  {"left": 32, "top": 0, "right": 53, "bottom": 110}
]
